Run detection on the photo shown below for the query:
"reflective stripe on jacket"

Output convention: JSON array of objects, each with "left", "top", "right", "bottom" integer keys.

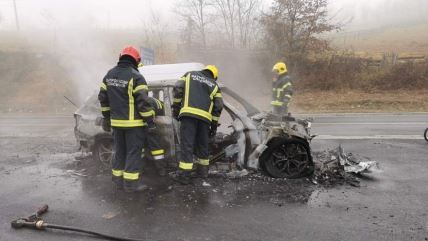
[
  {"left": 271, "top": 73, "right": 293, "bottom": 107},
  {"left": 148, "top": 97, "right": 165, "bottom": 116},
  {"left": 172, "top": 71, "right": 223, "bottom": 124},
  {"left": 98, "top": 60, "right": 154, "bottom": 128}
]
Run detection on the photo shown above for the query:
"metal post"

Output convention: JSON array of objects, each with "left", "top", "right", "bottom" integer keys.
[{"left": 13, "top": 0, "right": 20, "bottom": 30}]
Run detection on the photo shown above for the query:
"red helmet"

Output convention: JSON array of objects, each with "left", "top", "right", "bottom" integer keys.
[{"left": 120, "top": 46, "right": 141, "bottom": 63}]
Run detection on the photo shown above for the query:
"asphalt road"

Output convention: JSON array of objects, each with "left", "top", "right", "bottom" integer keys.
[
  {"left": 0, "top": 113, "right": 427, "bottom": 241},
  {"left": 299, "top": 112, "right": 428, "bottom": 139}
]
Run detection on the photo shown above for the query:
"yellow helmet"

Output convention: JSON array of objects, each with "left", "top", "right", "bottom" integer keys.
[
  {"left": 204, "top": 65, "right": 219, "bottom": 80},
  {"left": 272, "top": 62, "right": 287, "bottom": 75}
]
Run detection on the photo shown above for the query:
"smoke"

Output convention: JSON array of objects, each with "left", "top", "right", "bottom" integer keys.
[
  {"left": 52, "top": 31, "right": 117, "bottom": 104},
  {"left": 0, "top": 0, "right": 177, "bottom": 108}
]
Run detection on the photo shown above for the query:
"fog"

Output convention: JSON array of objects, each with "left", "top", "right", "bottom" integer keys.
[
  {"left": 0, "top": 0, "right": 427, "bottom": 108},
  {"left": 0, "top": 0, "right": 175, "bottom": 30},
  {"left": 1, "top": 0, "right": 427, "bottom": 31},
  {"left": 329, "top": 0, "right": 428, "bottom": 30}
]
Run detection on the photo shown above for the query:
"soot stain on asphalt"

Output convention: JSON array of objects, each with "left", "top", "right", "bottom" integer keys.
[
  {"left": 1, "top": 134, "right": 366, "bottom": 219},
  {"left": 61, "top": 153, "right": 330, "bottom": 213}
]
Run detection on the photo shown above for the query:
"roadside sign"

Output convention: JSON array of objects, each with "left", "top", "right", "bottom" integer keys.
[{"left": 140, "top": 47, "right": 155, "bottom": 65}]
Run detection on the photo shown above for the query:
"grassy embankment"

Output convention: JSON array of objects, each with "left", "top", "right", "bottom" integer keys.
[{"left": 291, "top": 23, "right": 428, "bottom": 113}]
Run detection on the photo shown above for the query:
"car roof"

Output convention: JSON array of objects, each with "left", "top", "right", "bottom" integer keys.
[{"left": 139, "top": 62, "right": 205, "bottom": 85}]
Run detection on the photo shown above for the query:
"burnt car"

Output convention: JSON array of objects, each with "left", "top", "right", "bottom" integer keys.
[{"left": 74, "top": 63, "right": 314, "bottom": 178}]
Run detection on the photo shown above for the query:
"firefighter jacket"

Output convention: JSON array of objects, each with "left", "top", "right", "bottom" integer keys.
[
  {"left": 172, "top": 71, "right": 223, "bottom": 124},
  {"left": 271, "top": 73, "right": 293, "bottom": 107},
  {"left": 148, "top": 97, "right": 165, "bottom": 116},
  {"left": 98, "top": 59, "right": 154, "bottom": 128}
]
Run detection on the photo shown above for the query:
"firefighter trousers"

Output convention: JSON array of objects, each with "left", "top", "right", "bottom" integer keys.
[
  {"left": 273, "top": 105, "right": 288, "bottom": 116},
  {"left": 111, "top": 127, "right": 146, "bottom": 188},
  {"left": 147, "top": 130, "right": 166, "bottom": 168},
  {"left": 178, "top": 117, "right": 210, "bottom": 171}
]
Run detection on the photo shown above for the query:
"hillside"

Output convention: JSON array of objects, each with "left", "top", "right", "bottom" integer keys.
[
  {"left": 331, "top": 23, "right": 428, "bottom": 54},
  {"left": 0, "top": 50, "right": 78, "bottom": 112}
]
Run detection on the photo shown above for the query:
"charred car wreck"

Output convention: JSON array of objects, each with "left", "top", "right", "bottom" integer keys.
[{"left": 74, "top": 63, "right": 314, "bottom": 179}]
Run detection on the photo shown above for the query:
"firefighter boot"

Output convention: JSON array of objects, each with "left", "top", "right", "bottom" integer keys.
[
  {"left": 154, "top": 160, "right": 167, "bottom": 177},
  {"left": 195, "top": 164, "right": 209, "bottom": 178},
  {"left": 124, "top": 181, "right": 149, "bottom": 193},
  {"left": 172, "top": 170, "right": 192, "bottom": 185},
  {"left": 112, "top": 176, "right": 124, "bottom": 190}
]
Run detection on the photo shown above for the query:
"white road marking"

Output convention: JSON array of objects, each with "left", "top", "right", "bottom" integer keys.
[
  {"left": 295, "top": 112, "right": 428, "bottom": 117},
  {"left": 314, "top": 122, "right": 426, "bottom": 125},
  {"left": 315, "top": 135, "right": 424, "bottom": 140}
]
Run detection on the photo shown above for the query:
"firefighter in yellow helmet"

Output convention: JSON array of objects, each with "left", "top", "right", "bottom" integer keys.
[
  {"left": 271, "top": 62, "right": 293, "bottom": 116},
  {"left": 171, "top": 65, "right": 224, "bottom": 184}
]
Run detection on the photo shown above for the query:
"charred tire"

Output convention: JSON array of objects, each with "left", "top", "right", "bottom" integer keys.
[
  {"left": 260, "top": 138, "right": 313, "bottom": 179},
  {"left": 424, "top": 128, "right": 428, "bottom": 142},
  {"left": 93, "top": 138, "right": 113, "bottom": 168}
]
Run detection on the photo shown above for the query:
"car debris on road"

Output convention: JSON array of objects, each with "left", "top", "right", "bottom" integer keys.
[{"left": 312, "top": 145, "right": 379, "bottom": 186}]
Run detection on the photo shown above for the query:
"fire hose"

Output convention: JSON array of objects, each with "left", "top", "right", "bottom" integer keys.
[{"left": 11, "top": 205, "right": 146, "bottom": 241}]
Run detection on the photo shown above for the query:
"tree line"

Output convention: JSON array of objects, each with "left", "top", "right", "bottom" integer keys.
[{"left": 175, "top": 0, "right": 340, "bottom": 65}]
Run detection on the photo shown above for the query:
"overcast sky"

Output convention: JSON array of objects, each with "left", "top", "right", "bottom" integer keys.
[
  {"left": 0, "top": 0, "right": 175, "bottom": 29},
  {"left": 0, "top": 0, "right": 427, "bottom": 31}
]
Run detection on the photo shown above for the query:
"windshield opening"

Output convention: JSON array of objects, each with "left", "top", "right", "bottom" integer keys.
[{"left": 221, "top": 87, "right": 260, "bottom": 116}]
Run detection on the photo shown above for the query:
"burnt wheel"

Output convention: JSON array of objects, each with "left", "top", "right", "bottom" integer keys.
[
  {"left": 260, "top": 138, "right": 313, "bottom": 178},
  {"left": 424, "top": 128, "right": 428, "bottom": 142},
  {"left": 93, "top": 138, "right": 113, "bottom": 168}
]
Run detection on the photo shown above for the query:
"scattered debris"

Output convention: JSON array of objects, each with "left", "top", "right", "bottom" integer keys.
[
  {"left": 102, "top": 211, "right": 119, "bottom": 219},
  {"left": 202, "top": 181, "right": 211, "bottom": 187},
  {"left": 25, "top": 158, "right": 37, "bottom": 164},
  {"left": 225, "top": 169, "right": 249, "bottom": 179},
  {"left": 209, "top": 168, "right": 248, "bottom": 178},
  {"left": 66, "top": 169, "right": 88, "bottom": 177},
  {"left": 74, "top": 152, "right": 92, "bottom": 160},
  {"left": 312, "top": 145, "right": 379, "bottom": 186}
]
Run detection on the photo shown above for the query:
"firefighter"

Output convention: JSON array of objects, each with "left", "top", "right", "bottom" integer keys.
[
  {"left": 98, "top": 46, "right": 155, "bottom": 192},
  {"left": 271, "top": 62, "right": 293, "bottom": 116},
  {"left": 146, "top": 97, "right": 167, "bottom": 176},
  {"left": 172, "top": 65, "right": 223, "bottom": 184}
]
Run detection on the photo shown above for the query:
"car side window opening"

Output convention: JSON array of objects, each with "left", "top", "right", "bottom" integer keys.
[
  {"left": 79, "top": 94, "right": 101, "bottom": 115},
  {"left": 221, "top": 91, "right": 249, "bottom": 116},
  {"left": 148, "top": 89, "right": 165, "bottom": 102},
  {"left": 149, "top": 87, "right": 174, "bottom": 118},
  {"left": 222, "top": 87, "right": 260, "bottom": 116}
]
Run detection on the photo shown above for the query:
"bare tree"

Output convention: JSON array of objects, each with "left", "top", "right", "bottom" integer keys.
[
  {"left": 140, "top": 8, "right": 171, "bottom": 63},
  {"left": 175, "top": 0, "right": 213, "bottom": 48},
  {"left": 212, "top": 0, "right": 237, "bottom": 48},
  {"left": 179, "top": 17, "right": 194, "bottom": 48},
  {"left": 261, "top": 0, "right": 340, "bottom": 64},
  {"left": 211, "top": 0, "right": 261, "bottom": 49},
  {"left": 235, "top": 0, "right": 261, "bottom": 48}
]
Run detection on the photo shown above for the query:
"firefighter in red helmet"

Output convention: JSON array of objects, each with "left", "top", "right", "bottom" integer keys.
[{"left": 98, "top": 46, "right": 155, "bottom": 192}]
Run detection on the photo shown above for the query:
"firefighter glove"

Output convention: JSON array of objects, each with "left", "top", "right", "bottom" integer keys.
[
  {"left": 101, "top": 118, "right": 111, "bottom": 132},
  {"left": 209, "top": 123, "right": 218, "bottom": 137},
  {"left": 147, "top": 119, "right": 156, "bottom": 132},
  {"left": 172, "top": 107, "right": 180, "bottom": 120}
]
